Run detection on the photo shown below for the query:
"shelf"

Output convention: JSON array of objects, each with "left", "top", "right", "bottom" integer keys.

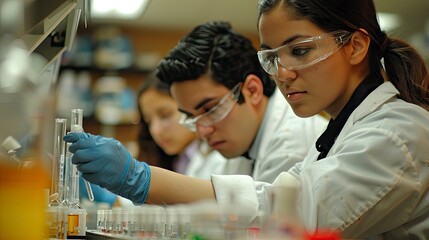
[
  {"left": 83, "top": 116, "right": 140, "bottom": 127},
  {"left": 19, "top": 0, "right": 88, "bottom": 78},
  {"left": 60, "top": 65, "right": 153, "bottom": 75},
  {"left": 22, "top": 0, "right": 77, "bottom": 53}
]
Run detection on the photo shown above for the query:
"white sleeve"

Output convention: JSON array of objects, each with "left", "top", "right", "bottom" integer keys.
[
  {"left": 211, "top": 174, "right": 279, "bottom": 222},
  {"left": 211, "top": 175, "right": 260, "bottom": 220},
  {"left": 187, "top": 150, "right": 227, "bottom": 180}
]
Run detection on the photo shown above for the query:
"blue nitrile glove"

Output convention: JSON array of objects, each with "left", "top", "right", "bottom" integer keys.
[{"left": 63, "top": 132, "right": 151, "bottom": 205}]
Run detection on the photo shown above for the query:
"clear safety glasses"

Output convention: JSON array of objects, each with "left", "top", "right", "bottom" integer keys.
[
  {"left": 179, "top": 82, "right": 242, "bottom": 132},
  {"left": 257, "top": 30, "right": 352, "bottom": 76}
]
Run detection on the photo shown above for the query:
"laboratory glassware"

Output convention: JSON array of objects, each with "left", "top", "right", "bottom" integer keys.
[{"left": 50, "top": 118, "right": 67, "bottom": 206}]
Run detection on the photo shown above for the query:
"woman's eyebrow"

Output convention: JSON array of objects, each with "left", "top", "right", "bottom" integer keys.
[{"left": 260, "top": 34, "right": 312, "bottom": 49}]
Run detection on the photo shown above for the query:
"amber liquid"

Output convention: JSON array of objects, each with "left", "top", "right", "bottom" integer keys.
[{"left": 67, "top": 214, "right": 80, "bottom": 236}]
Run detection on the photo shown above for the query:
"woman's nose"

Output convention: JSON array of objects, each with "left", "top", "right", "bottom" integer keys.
[
  {"left": 275, "top": 60, "right": 297, "bottom": 82},
  {"left": 149, "top": 119, "right": 163, "bottom": 136}
]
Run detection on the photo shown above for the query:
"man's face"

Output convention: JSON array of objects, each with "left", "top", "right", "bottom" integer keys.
[{"left": 170, "top": 75, "right": 259, "bottom": 158}]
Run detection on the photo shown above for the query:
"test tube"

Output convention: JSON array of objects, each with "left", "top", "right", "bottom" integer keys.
[
  {"left": 70, "top": 108, "right": 94, "bottom": 202},
  {"left": 65, "top": 141, "right": 80, "bottom": 208},
  {"left": 70, "top": 108, "right": 84, "bottom": 132},
  {"left": 50, "top": 118, "right": 67, "bottom": 206}
]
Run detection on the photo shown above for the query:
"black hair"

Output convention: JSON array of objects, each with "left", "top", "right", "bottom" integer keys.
[
  {"left": 156, "top": 21, "right": 276, "bottom": 98},
  {"left": 258, "top": 0, "right": 429, "bottom": 111},
  {"left": 136, "top": 73, "right": 176, "bottom": 170}
]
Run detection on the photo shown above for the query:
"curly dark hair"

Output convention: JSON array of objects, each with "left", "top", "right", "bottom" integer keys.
[{"left": 156, "top": 21, "right": 276, "bottom": 98}]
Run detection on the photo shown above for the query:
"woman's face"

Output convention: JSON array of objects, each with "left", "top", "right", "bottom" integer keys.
[
  {"left": 139, "top": 88, "right": 196, "bottom": 155},
  {"left": 258, "top": 6, "right": 357, "bottom": 119}
]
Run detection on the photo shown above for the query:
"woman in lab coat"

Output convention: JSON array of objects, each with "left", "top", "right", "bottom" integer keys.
[
  {"left": 64, "top": 0, "right": 429, "bottom": 238},
  {"left": 214, "top": 0, "right": 429, "bottom": 238}
]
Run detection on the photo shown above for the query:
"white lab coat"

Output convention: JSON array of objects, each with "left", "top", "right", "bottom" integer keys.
[
  {"left": 222, "top": 89, "right": 328, "bottom": 183},
  {"left": 185, "top": 140, "right": 227, "bottom": 180},
  {"left": 212, "top": 82, "right": 429, "bottom": 239}
]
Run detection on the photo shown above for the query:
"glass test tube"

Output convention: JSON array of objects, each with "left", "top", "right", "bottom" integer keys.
[
  {"left": 70, "top": 108, "right": 94, "bottom": 202},
  {"left": 66, "top": 140, "right": 80, "bottom": 208},
  {"left": 50, "top": 118, "right": 67, "bottom": 206}
]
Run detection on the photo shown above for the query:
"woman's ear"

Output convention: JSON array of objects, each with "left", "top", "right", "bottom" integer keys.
[
  {"left": 242, "top": 74, "right": 264, "bottom": 105},
  {"left": 349, "top": 29, "right": 371, "bottom": 65}
]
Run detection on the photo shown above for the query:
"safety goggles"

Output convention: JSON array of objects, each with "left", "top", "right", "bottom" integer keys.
[
  {"left": 179, "top": 82, "right": 242, "bottom": 132},
  {"left": 257, "top": 30, "right": 352, "bottom": 75}
]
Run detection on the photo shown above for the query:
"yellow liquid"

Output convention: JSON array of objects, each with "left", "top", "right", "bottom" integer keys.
[{"left": 67, "top": 214, "right": 80, "bottom": 236}]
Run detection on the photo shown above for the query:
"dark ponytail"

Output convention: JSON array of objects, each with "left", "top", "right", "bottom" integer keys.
[{"left": 383, "top": 38, "right": 429, "bottom": 111}]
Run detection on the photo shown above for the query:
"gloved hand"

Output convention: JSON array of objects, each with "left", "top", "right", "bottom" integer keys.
[{"left": 63, "top": 132, "right": 151, "bottom": 205}]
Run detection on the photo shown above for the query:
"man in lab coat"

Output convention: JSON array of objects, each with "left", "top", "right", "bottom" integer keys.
[{"left": 156, "top": 21, "right": 328, "bottom": 183}]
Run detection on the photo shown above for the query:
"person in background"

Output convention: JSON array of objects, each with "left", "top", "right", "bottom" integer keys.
[
  {"left": 64, "top": 3, "right": 427, "bottom": 237},
  {"left": 136, "top": 73, "right": 227, "bottom": 179}
]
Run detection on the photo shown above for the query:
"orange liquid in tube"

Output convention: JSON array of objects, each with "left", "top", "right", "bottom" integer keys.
[{"left": 67, "top": 214, "right": 80, "bottom": 236}]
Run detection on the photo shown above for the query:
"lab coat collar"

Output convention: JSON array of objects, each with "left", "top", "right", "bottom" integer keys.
[
  {"left": 351, "top": 81, "right": 399, "bottom": 123},
  {"left": 316, "top": 75, "right": 383, "bottom": 159}
]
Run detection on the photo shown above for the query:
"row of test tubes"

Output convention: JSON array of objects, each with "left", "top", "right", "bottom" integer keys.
[
  {"left": 96, "top": 205, "right": 218, "bottom": 239},
  {"left": 93, "top": 201, "right": 260, "bottom": 240},
  {"left": 91, "top": 189, "right": 304, "bottom": 240},
  {"left": 47, "top": 108, "right": 94, "bottom": 239}
]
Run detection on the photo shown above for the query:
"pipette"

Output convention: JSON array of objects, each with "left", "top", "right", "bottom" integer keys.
[{"left": 69, "top": 108, "right": 94, "bottom": 202}]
